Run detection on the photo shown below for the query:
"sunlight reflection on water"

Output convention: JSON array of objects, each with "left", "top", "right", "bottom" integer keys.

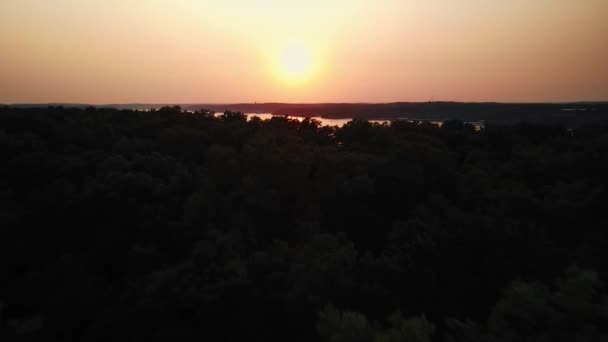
[{"left": 213, "top": 112, "right": 443, "bottom": 128}]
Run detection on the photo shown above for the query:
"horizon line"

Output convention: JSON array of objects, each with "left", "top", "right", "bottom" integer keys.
[{"left": 3, "top": 100, "right": 608, "bottom": 107}]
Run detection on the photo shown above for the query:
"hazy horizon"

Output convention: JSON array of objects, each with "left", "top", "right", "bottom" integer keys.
[
  {"left": 3, "top": 100, "right": 608, "bottom": 106},
  {"left": 2, "top": 0, "right": 607, "bottom": 104}
]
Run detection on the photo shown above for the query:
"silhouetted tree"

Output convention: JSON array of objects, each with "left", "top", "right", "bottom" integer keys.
[{"left": 0, "top": 106, "right": 607, "bottom": 341}]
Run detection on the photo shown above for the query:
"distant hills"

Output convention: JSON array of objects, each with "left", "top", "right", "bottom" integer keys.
[{"left": 4, "top": 101, "right": 608, "bottom": 125}]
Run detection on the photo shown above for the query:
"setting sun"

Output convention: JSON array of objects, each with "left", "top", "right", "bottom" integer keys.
[
  {"left": 2, "top": 1, "right": 608, "bottom": 340},
  {"left": 280, "top": 42, "right": 312, "bottom": 78},
  {"left": 272, "top": 40, "right": 320, "bottom": 85}
]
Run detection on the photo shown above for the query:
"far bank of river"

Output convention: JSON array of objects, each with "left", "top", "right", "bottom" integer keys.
[{"left": 214, "top": 112, "right": 452, "bottom": 128}]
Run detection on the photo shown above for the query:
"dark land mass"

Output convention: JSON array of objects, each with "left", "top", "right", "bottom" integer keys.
[
  {"left": 5, "top": 102, "right": 608, "bottom": 126},
  {"left": 1, "top": 106, "right": 608, "bottom": 341},
  {"left": 265, "top": 102, "right": 608, "bottom": 125}
]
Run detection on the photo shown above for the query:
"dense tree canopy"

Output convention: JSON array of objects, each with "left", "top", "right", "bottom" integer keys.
[{"left": 1, "top": 106, "right": 607, "bottom": 341}]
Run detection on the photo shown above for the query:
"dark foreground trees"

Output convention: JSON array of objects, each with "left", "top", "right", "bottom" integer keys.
[{"left": 1, "top": 106, "right": 608, "bottom": 341}]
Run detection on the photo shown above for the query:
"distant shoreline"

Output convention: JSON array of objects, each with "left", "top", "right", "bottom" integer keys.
[{"left": 4, "top": 102, "right": 608, "bottom": 126}]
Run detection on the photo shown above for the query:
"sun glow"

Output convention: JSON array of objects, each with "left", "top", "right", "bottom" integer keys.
[{"left": 273, "top": 40, "right": 319, "bottom": 85}]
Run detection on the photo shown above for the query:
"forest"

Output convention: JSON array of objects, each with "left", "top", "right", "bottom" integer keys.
[
  {"left": 1, "top": 105, "right": 608, "bottom": 341},
  {"left": 9, "top": 102, "right": 608, "bottom": 126}
]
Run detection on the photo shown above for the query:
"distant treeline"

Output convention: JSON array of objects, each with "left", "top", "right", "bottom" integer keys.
[
  {"left": 1, "top": 106, "right": 608, "bottom": 341},
  {"left": 5, "top": 102, "right": 608, "bottom": 125},
  {"left": 266, "top": 102, "right": 608, "bottom": 124}
]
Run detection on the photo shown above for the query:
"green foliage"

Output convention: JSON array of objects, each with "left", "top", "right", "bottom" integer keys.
[
  {"left": 1, "top": 106, "right": 608, "bottom": 341},
  {"left": 318, "top": 305, "right": 375, "bottom": 342},
  {"left": 448, "top": 267, "right": 608, "bottom": 342},
  {"left": 317, "top": 305, "right": 434, "bottom": 342}
]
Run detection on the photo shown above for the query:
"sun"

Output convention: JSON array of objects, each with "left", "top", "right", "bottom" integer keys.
[
  {"left": 280, "top": 42, "right": 312, "bottom": 77},
  {"left": 274, "top": 41, "right": 317, "bottom": 84}
]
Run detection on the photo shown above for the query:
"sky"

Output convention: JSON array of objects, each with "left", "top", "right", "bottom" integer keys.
[{"left": 1, "top": 0, "right": 607, "bottom": 104}]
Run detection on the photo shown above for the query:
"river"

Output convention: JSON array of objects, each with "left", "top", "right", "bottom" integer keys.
[{"left": 213, "top": 112, "right": 447, "bottom": 128}]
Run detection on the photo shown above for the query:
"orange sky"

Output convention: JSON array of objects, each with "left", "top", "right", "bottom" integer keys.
[{"left": 1, "top": 0, "right": 607, "bottom": 104}]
